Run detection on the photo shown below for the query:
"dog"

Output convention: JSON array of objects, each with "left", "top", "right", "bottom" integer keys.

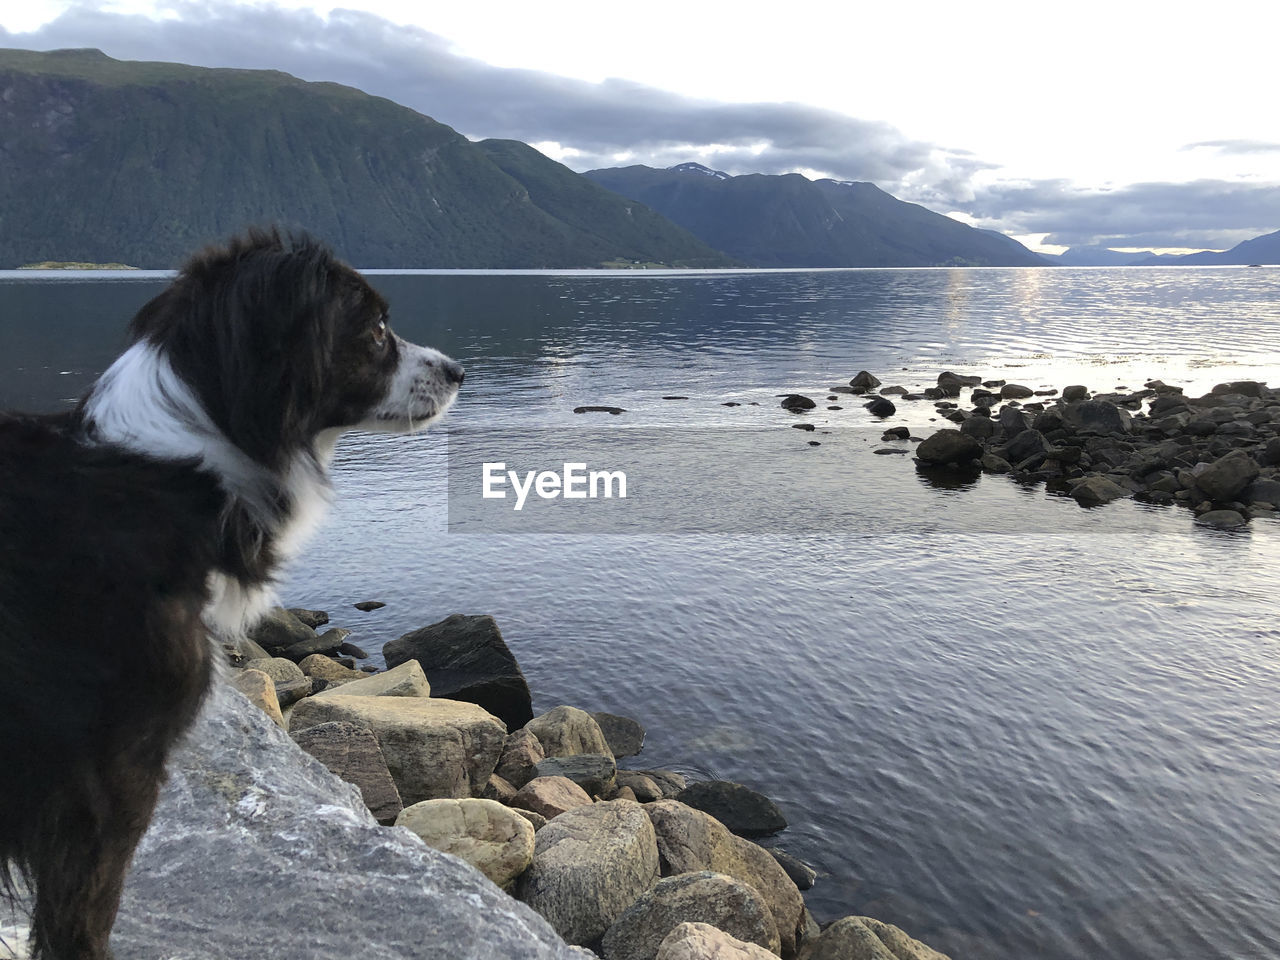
[{"left": 0, "top": 229, "right": 463, "bottom": 959}]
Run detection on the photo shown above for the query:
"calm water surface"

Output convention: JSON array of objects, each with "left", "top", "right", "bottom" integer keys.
[{"left": 3, "top": 267, "right": 1280, "bottom": 959}]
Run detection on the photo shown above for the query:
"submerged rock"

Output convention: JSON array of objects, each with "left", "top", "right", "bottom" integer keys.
[
  {"left": 781, "top": 395, "right": 817, "bottom": 412},
  {"left": 914, "top": 429, "right": 982, "bottom": 465}
]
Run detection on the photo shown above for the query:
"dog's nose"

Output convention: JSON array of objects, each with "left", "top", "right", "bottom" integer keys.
[{"left": 445, "top": 361, "right": 465, "bottom": 386}]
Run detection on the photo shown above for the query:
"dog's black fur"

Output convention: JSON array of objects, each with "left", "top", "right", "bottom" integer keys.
[{"left": 0, "top": 230, "right": 461, "bottom": 958}]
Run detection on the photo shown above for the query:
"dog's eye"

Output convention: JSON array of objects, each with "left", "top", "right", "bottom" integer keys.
[{"left": 372, "top": 318, "right": 388, "bottom": 345}]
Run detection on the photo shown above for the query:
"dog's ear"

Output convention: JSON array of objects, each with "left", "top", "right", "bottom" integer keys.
[{"left": 130, "top": 232, "right": 342, "bottom": 469}]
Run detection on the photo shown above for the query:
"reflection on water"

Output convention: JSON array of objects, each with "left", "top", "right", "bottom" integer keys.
[{"left": 3, "top": 267, "right": 1280, "bottom": 960}]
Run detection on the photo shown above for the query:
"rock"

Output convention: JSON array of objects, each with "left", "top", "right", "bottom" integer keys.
[
  {"left": 1062, "top": 385, "right": 1089, "bottom": 402},
  {"left": 1245, "top": 478, "right": 1280, "bottom": 506},
  {"left": 516, "top": 808, "right": 550, "bottom": 832},
  {"left": 622, "top": 769, "right": 688, "bottom": 799},
  {"left": 1070, "top": 475, "right": 1130, "bottom": 507},
  {"left": 1197, "top": 509, "right": 1248, "bottom": 529},
  {"left": 242, "top": 656, "right": 306, "bottom": 686},
  {"left": 1196, "top": 450, "right": 1261, "bottom": 501},
  {"left": 797, "top": 915, "right": 951, "bottom": 960},
  {"left": 526, "top": 705, "right": 614, "bottom": 759},
  {"left": 675, "top": 781, "right": 786, "bottom": 837},
  {"left": 274, "top": 677, "right": 314, "bottom": 708},
  {"left": 499, "top": 728, "right": 548, "bottom": 789},
  {"left": 780, "top": 395, "right": 817, "bottom": 413},
  {"left": 959, "top": 417, "right": 995, "bottom": 441},
  {"left": 602, "top": 872, "right": 780, "bottom": 960},
  {"left": 396, "top": 798, "right": 536, "bottom": 890},
  {"left": 849, "top": 371, "right": 881, "bottom": 391},
  {"left": 280, "top": 627, "right": 351, "bottom": 662},
  {"left": 980, "top": 452, "right": 1011, "bottom": 473},
  {"left": 484, "top": 773, "right": 519, "bottom": 804},
  {"left": 290, "top": 695, "right": 507, "bottom": 805},
  {"left": 574, "top": 406, "right": 626, "bottom": 415},
  {"left": 291, "top": 720, "right": 404, "bottom": 823},
  {"left": 660, "top": 925, "right": 778, "bottom": 960},
  {"left": 882, "top": 426, "right": 911, "bottom": 440},
  {"left": 864, "top": 398, "right": 896, "bottom": 417},
  {"left": 792, "top": 423, "right": 817, "bottom": 431},
  {"left": 646, "top": 800, "right": 804, "bottom": 957},
  {"left": 298, "top": 653, "right": 365, "bottom": 684},
  {"left": 770, "top": 849, "right": 817, "bottom": 891},
  {"left": 354, "top": 600, "right": 386, "bottom": 611},
  {"left": 535, "top": 754, "right": 618, "bottom": 797},
  {"left": 592, "top": 712, "right": 646, "bottom": 759},
  {"left": 873, "top": 448, "right": 910, "bottom": 455},
  {"left": 999, "top": 383, "right": 1034, "bottom": 399},
  {"left": 996, "top": 405, "right": 1029, "bottom": 438},
  {"left": 287, "top": 607, "right": 330, "bottom": 629},
  {"left": 512, "top": 776, "right": 595, "bottom": 819},
  {"left": 615, "top": 771, "right": 664, "bottom": 802},
  {"left": 1063, "top": 399, "right": 1130, "bottom": 435},
  {"left": 384, "top": 614, "right": 534, "bottom": 731},
  {"left": 316, "top": 659, "right": 431, "bottom": 699},
  {"left": 914, "top": 430, "right": 982, "bottom": 466},
  {"left": 1211, "top": 380, "right": 1266, "bottom": 398},
  {"left": 937, "top": 371, "right": 982, "bottom": 389},
  {"left": 879, "top": 385, "right": 908, "bottom": 396},
  {"left": 232, "top": 668, "right": 284, "bottom": 727},
  {"left": 338, "top": 641, "right": 370, "bottom": 659},
  {"left": 39, "top": 682, "right": 584, "bottom": 959},
  {"left": 655, "top": 922, "right": 778, "bottom": 960},
  {"left": 247, "top": 606, "right": 316, "bottom": 653},
  {"left": 1001, "top": 428, "right": 1050, "bottom": 464},
  {"left": 517, "top": 800, "right": 660, "bottom": 949},
  {"left": 1261, "top": 437, "right": 1280, "bottom": 467}
]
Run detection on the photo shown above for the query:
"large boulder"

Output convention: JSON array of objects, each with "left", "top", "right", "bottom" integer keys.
[
  {"left": 498, "top": 727, "right": 548, "bottom": 789},
  {"left": 383, "top": 614, "right": 533, "bottom": 730},
  {"left": 593, "top": 712, "right": 647, "bottom": 759},
  {"left": 1195, "top": 450, "right": 1261, "bottom": 502},
  {"left": 290, "top": 695, "right": 506, "bottom": 805},
  {"left": 247, "top": 606, "right": 316, "bottom": 653},
  {"left": 517, "top": 800, "right": 661, "bottom": 950},
  {"left": 656, "top": 922, "right": 778, "bottom": 960},
  {"left": 10, "top": 682, "right": 585, "bottom": 959},
  {"left": 290, "top": 720, "right": 404, "bottom": 824},
  {"left": 646, "top": 800, "right": 804, "bottom": 957},
  {"left": 797, "top": 916, "right": 951, "bottom": 960},
  {"left": 1069, "top": 475, "right": 1130, "bottom": 507},
  {"left": 396, "top": 798, "right": 535, "bottom": 890},
  {"left": 601, "top": 872, "right": 780, "bottom": 960},
  {"left": 527, "top": 705, "right": 614, "bottom": 759},
  {"left": 914, "top": 430, "right": 981, "bottom": 466},
  {"left": 1062, "top": 399, "right": 1130, "bottom": 435}
]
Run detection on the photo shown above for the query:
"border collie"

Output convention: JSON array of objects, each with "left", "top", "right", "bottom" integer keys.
[{"left": 0, "top": 229, "right": 463, "bottom": 959}]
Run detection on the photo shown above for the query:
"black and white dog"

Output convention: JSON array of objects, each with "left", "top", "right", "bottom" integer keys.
[{"left": 0, "top": 229, "right": 462, "bottom": 958}]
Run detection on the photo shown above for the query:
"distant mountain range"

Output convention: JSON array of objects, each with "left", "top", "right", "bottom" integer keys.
[
  {"left": 0, "top": 48, "right": 731, "bottom": 269},
  {"left": 1, "top": 48, "right": 1272, "bottom": 270},
  {"left": 583, "top": 163, "right": 1047, "bottom": 268},
  {"left": 1132, "top": 229, "right": 1280, "bottom": 266}
]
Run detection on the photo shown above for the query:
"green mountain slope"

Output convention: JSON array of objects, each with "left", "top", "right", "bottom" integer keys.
[
  {"left": 583, "top": 162, "right": 1047, "bottom": 267},
  {"left": 0, "top": 48, "right": 734, "bottom": 268}
]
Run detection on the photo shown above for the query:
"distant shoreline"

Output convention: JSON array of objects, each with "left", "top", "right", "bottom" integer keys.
[{"left": 17, "top": 261, "right": 140, "bottom": 270}]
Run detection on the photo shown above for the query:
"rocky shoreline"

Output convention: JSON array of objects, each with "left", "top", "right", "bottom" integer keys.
[
  {"left": 786, "top": 372, "right": 1279, "bottom": 529},
  {"left": 224, "top": 608, "right": 952, "bottom": 960}
]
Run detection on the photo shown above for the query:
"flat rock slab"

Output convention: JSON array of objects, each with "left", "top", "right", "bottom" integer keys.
[
  {"left": 535, "top": 754, "right": 617, "bottom": 797},
  {"left": 315, "top": 659, "right": 430, "bottom": 699},
  {"left": 512, "top": 776, "right": 594, "bottom": 820},
  {"left": 0, "top": 683, "right": 586, "bottom": 959},
  {"left": 291, "top": 719, "right": 403, "bottom": 824}
]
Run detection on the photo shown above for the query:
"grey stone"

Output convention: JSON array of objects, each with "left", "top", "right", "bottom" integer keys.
[
  {"left": 28, "top": 683, "right": 585, "bottom": 959},
  {"left": 291, "top": 720, "right": 403, "bottom": 823},
  {"left": 518, "top": 800, "right": 660, "bottom": 949},
  {"left": 512, "top": 776, "right": 595, "bottom": 820},
  {"left": 780, "top": 395, "right": 817, "bottom": 412},
  {"left": 1001, "top": 428, "right": 1050, "bottom": 463},
  {"left": 1197, "top": 509, "right": 1248, "bottom": 529},
  {"left": 286, "top": 607, "right": 330, "bottom": 629},
  {"left": 247, "top": 606, "right": 316, "bottom": 653},
  {"left": 959, "top": 416, "right": 995, "bottom": 441},
  {"left": 242, "top": 656, "right": 306, "bottom": 686},
  {"left": 535, "top": 754, "right": 618, "bottom": 797},
  {"left": 281, "top": 627, "right": 351, "bottom": 662},
  {"left": 620, "top": 770, "right": 688, "bottom": 799},
  {"left": 1196, "top": 450, "right": 1261, "bottom": 501},
  {"left": 999, "top": 383, "right": 1034, "bottom": 399},
  {"left": 232, "top": 668, "right": 284, "bottom": 727},
  {"left": 1245, "top": 478, "right": 1280, "bottom": 506},
  {"left": 914, "top": 430, "right": 982, "bottom": 466},
  {"left": 864, "top": 398, "right": 896, "bottom": 417},
  {"left": 315, "top": 659, "right": 430, "bottom": 699},
  {"left": 299, "top": 653, "right": 365, "bottom": 684},
  {"left": 797, "top": 915, "right": 951, "bottom": 960},
  {"left": 354, "top": 600, "right": 386, "bottom": 611},
  {"left": 849, "top": 371, "right": 881, "bottom": 390},
  {"left": 601, "top": 872, "right": 779, "bottom": 960},
  {"left": 383, "top": 614, "right": 533, "bottom": 731},
  {"left": 770, "top": 849, "right": 817, "bottom": 891},
  {"left": 674, "top": 781, "right": 786, "bottom": 837},
  {"left": 1064, "top": 399, "right": 1131, "bottom": 435},
  {"left": 592, "top": 712, "right": 646, "bottom": 759},
  {"left": 1062, "top": 385, "right": 1089, "bottom": 402},
  {"left": 1070, "top": 475, "right": 1130, "bottom": 507}
]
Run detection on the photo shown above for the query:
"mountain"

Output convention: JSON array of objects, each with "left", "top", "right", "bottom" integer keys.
[
  {"left": 0, "top": 48, "right": 735, "bottom": 269},
  {"left": 1133, "top": 228, "right": 1280, "bottom": 266},
  {"left": 582, "top": 163, "right": 1047, "bottom": 268}
]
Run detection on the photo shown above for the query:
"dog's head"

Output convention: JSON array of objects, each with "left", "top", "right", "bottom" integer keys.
[{"left": 116, "top": 228, "right": 462, "bottom": 468}]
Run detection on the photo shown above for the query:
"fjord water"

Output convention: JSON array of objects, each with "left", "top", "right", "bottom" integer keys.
[{"left": 4, "top": 267, "right": 1280, "bottom": 959}]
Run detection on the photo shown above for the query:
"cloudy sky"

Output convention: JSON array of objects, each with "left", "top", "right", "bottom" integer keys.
[{"left": 3, "top": 0, "right": 1278, "bottom": 253}]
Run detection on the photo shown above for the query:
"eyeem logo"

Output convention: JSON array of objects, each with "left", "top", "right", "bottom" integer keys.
[{"left": 483, "top": 462, "right": 628, "bottom": 511}]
